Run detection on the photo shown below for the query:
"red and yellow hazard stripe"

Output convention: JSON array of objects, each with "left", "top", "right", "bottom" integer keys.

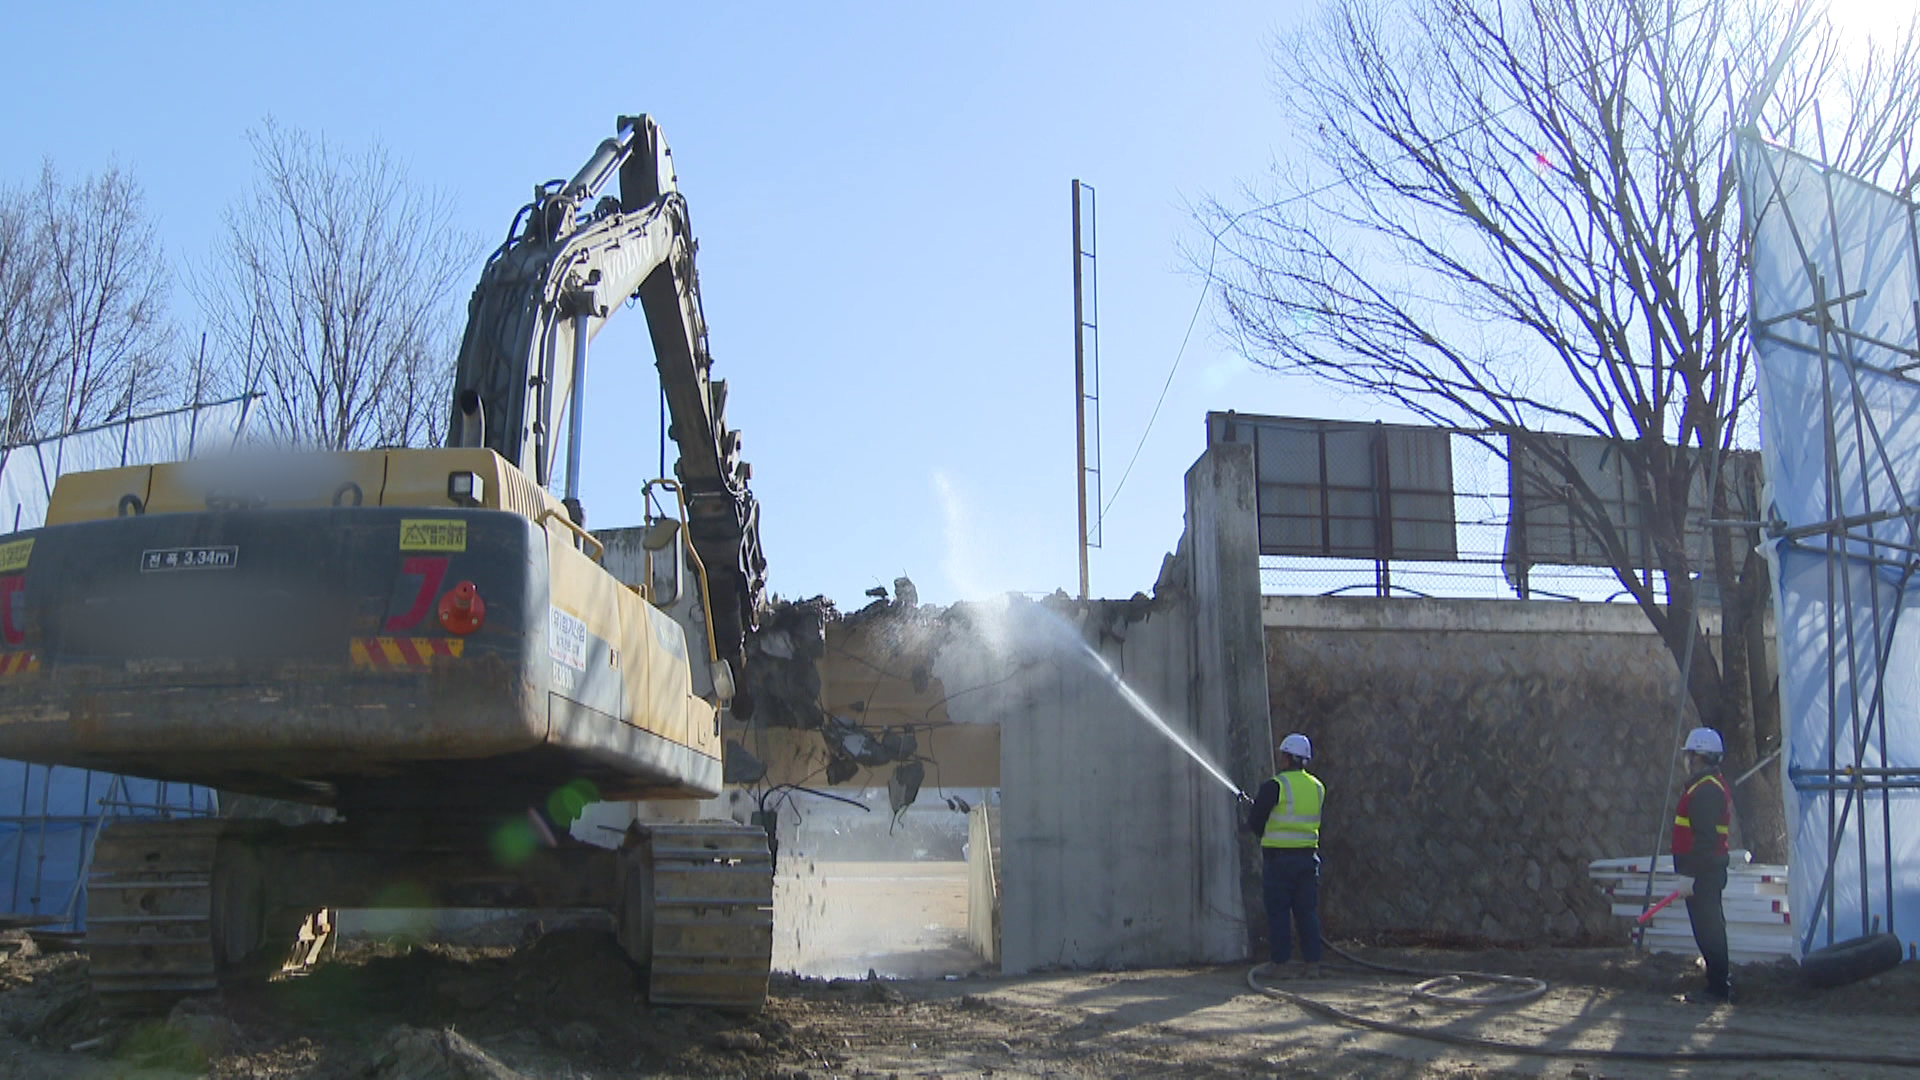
[
  {"left": 0, "top": 651, "right": 37, "bottom": 677},
  {"left": 350, "top": 637, "right": 463, "bottom": 670}
]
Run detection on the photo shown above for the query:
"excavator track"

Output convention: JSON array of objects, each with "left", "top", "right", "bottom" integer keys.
[
  {"left": 85, "top": 819, "right": 329, "bottom": 1014},
  {"left": 84, "top": 819, "right": 229, "bottom": 1013},
  {"left": 638, "top": 823, "right": 775, "bottom": 1011}
]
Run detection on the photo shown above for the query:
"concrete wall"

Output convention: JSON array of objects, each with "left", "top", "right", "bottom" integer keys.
[
  {"left": 1263, "top": 595, "right": 1691, "bottom": 944},
  {"left": 931, "top": 444, "right": 1259, "bottom": 974},
  {"left": 966, "top": 805, "right": 1001, "bottom": 966},
  {"left": 1184, "top": 442, "right": 1277, "bottom": 960}
]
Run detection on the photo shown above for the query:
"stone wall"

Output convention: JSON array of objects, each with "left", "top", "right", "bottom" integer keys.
[{"left": 1263, "top": 596, "right": 1692, "bottom": 945}]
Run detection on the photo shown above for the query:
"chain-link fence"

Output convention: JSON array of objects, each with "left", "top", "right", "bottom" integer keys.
[{"left": 0, "top": 395, "right": 255, "bottom": 535}]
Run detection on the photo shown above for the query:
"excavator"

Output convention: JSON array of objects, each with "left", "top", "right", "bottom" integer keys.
[{"left": 0, "top": 115, "right": 776, "bottom": 1012}]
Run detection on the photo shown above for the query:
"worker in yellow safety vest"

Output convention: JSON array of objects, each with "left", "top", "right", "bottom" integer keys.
[
  {"left": 1243, "top": 732, "right": 1325, "bottom": 978},
  {"left": 1672, "top": 726, "right": 1733, "bottom": 1005}
]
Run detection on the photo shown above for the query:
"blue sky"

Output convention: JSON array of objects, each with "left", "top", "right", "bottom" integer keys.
[{"left": 0, "top": 1, "right": 1366, "bottom": 609}]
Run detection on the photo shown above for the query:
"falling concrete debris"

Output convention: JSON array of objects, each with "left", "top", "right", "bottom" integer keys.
[
  {"left": 887, "top": 760, "right": 926, "bottom": 817},
  {"left": 742, "top": 596, "right": 831, "bottom": 730},
  {"left": 723, "top": 738, "right": 768, "bottom": 784},
  {"left": 743, "top": 590, "right": 946, "bottom": 806}
]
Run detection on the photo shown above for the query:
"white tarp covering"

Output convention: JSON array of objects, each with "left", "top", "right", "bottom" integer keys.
[
  {"left": 0, "top": 396, "right": 252, "bottom": 929},
  {"left": 1741, "top": 137, "right": 1920, "bottom": 955}
]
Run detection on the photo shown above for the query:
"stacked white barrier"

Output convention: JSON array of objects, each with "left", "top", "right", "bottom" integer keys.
[{"left": 1589, "top": 852, "right": 1793, "bottom": 964}]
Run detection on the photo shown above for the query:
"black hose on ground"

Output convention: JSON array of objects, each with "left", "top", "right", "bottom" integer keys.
[
  {"left": 1316, "top": 939, "right": 1547, "bottom": 1006},
  {"left": 1246, "top": 943, "right": 1920, "bottom": 1068}
]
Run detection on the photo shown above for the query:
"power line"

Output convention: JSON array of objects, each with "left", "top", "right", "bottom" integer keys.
[
  {"left": 1094, "top": 0, "right": 1709, "bottom": 526},
  {"left": 1098, "top": 217, "right": 1225, "bottom": 522}
]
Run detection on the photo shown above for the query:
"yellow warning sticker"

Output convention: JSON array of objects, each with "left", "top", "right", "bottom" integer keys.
[
  {"left": 400, "top": 519, "right": 467, "bottom": 552},
  {"left": 0, "top": 539, "right": 33, "bottom": 573}
]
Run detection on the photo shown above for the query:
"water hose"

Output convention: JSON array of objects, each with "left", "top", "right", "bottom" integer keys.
[
  {"left": 1246, "top": 941, "right": 1920, "bottom": 1067},
  {"left": 1316, "top": 939, "right": 1547, "bottom": 1006}
]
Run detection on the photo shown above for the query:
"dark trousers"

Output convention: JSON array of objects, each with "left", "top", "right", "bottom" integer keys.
[
  {"left": 1261, "top": 847, "right": 1323, "bottom": 964},
  {"left": 1685, "top": 862, "right": 1731, "bottom": 995}
]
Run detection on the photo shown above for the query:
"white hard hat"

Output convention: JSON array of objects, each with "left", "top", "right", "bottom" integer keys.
[
  {"left": 1683, "top": 727, "right": 1724, "bottom": 756},
  {"left": 1279, "top": 733, "right": 1313, "bottom": 761}
]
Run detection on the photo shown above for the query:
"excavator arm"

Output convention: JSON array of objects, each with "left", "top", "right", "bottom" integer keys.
[{"left": 448, "top": 115, "right": 765, "bottom": 701}]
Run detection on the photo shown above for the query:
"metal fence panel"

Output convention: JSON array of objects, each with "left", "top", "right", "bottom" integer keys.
[{"left": 1208, "top": 412, "right": 1458, "bottom": 562}]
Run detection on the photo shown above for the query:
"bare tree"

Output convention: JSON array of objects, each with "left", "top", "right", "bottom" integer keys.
[
  {"left": 196, "top": 121, "right": 472, "bottom": 450},
  {"left": 1205, "top": 0, "right": 1920, "bottom": 858},
  {"left": 382, "top": 319, "right": 455, "bottom": 448},
  {"left": 0, "top": 166, "right": 173, "bottom": 444},
  {"left": 35, "top": 163, "right": 175, "bottom": 430},
  {"left": 0, "top": 185, "right": 57, "bottom": 443}
]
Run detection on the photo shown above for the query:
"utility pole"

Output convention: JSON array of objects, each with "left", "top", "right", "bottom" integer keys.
[{"left": 1072, "top": 179, "right": 1101, "bottom": 601}]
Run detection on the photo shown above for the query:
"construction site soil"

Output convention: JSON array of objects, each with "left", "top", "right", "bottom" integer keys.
[{"left": 0, "top": 927, "right": 1917, "bottom": 1079}]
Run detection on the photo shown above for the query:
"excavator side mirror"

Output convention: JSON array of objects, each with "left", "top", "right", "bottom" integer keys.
[
  {"left": 709, "top": 659, "right": 736, "bottom": 703},
  {"left": 640, "top": 518, "right": 680, "bottom": 551}
]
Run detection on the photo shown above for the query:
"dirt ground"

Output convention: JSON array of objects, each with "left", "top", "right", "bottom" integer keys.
[{"left": 2, "top": 924, "right": 1919, "bottom": 1080}]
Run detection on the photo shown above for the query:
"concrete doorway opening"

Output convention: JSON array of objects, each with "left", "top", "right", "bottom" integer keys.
[{"left": 753, "top": 785, "right": 994, "bottom": 980}]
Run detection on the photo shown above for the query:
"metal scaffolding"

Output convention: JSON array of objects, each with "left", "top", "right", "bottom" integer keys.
[
  {"left": 0, "top": 767, "right": 216, "bottom": 931},
  {"left": 1740, "top": 132, "right": 1920, "bottom": 954}
]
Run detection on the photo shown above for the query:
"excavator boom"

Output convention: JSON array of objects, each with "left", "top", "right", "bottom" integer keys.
[{"left": 448, "top": 114, "right": 765, "bottom": 696}]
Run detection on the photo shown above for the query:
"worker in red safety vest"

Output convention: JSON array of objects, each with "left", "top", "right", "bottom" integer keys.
[
  {"left": 1243, "top": 732, "right": 1325, "bottom": 979},
  {"left": 1672, "top": 726, "right": 1733, "bottom": 1004}
]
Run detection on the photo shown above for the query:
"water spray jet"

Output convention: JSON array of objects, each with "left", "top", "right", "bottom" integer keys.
[
  {"left": 1072, "top": 640, "right": 1241, "bottom": 797},
  {"left": 977, "top": 598, "right": 1245, "bottom": 798}
]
